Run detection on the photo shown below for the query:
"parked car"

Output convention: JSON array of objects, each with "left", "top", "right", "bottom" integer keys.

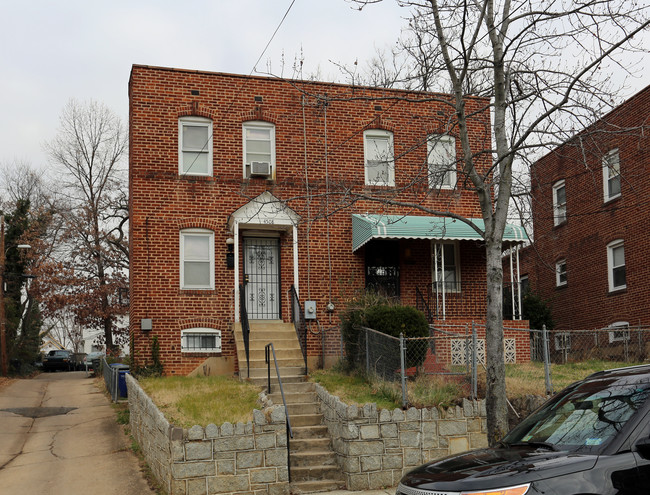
[
  {"left": 42, "top": 350, "right": 73, "bottom": 371},
  {"left": 83, "top": 351, "right": 105, "bottom": 369},
  {"left": 397, "top": 364, "right": 650, "bottom": 495}
]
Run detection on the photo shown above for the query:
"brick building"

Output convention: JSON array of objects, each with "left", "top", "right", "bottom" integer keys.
[
  {"left": 515, "top": 85, "right": 650, "bottom": 341},
  {"left": 128, "top": 65, "right": 528, "bottom": 376}
]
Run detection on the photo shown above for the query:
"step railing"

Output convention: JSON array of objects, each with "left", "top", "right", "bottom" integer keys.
[
  {"left": 239, "top": 284, "right": 251, "bottom": 378},
  {"left": 289, "top": 285, "right": 308, "bottom": 371},
  {"left": 265, "top": 342, "right": 293, "bottom": 481}
]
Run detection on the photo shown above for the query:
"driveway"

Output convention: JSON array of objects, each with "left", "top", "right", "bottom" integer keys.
[{"left": 0, "top": 371, "right": 155, "bottom": 494}]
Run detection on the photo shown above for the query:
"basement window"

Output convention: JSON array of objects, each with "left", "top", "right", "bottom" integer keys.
[{"left": 181, "top": 328, "right": 222, "bottom": 353}]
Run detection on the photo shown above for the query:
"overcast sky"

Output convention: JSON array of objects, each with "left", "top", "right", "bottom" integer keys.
[{"left": 1, "top": 0, "right": 647, "bottom": 172}]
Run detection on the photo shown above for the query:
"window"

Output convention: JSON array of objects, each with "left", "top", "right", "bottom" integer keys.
[
  {"left": 554, "top": 332, "right": 571, "bottom": 351},
  {"left": 607, "top": 322, "right": 630, "bottom": 344},
  {"left": 428, "top": 135, "right": 457, "bottom": 189},
  {"left": 556, "top": 259, "right": 567, "bottom": 287},
  {"left": 243, "top": 121, "right": 275, "bottom": 178},
  {"left": 607, "top": 240, "right": 626, "bottom": 292},
  {"left": 552, "top": 180, "right": 566, "bottom": 226},
  {"left": 181, "top": 328, "right": 222, "bottom": 352},
  {"left": 520, "top": 275, "right": 530, "bottom": 295},
  {"left": 432, "top": 242, "right": 460, "bottom": 292},
  {"left": 602, "top": 149, "right": 621, "bottom": 202},
  {"left": 179, "top": 117, "right": 212, "bottom": 176},
  {"left": 364, "top": 130, "right": 394, "bottom": 186},
  {"left": 180, "top": 229, "right": 214, "bottom": 289}
]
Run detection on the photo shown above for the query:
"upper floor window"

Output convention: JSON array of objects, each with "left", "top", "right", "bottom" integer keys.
[
  {"left": 243, "top": 121, "right": 275, "bottom": 178},
  {"left": 364, "top": 130, "right": 394, "bottom": 186},
  {"left": 180, "top": 229, "right": 214, "bottom": 290},
  {"left": 607, "top": 239, "right": 626, "bottom": 292},
  {"left": 602, "top": 149, "right": 621, "bottom": 202},
  {"left": 179, "top": 117, "right": 212, "bottom": 176},
  {"left": 427, "top": 135, "right": 457, "bottom": 189},
  {"left": 519, "top": 275, "right": 530, "bottom": 295},
  {"left": 556, "top": 259, "right": 567, "bottom": 287},
  {"left": 181, "top": 328, "right": 222, "bottom": 353},
  {"left": 552, "top": 180, "right": 566, "bottom": 226},
  {"left": 432, "top": 242, "right": 460, "bottom": 292}
]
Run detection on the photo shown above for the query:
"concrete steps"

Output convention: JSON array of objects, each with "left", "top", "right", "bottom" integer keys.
[{"left": 233, "top": 320, "right": 343, "bottom": 493}]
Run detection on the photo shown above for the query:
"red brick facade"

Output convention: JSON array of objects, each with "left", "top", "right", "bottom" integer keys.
[
  {"left": 129, "top": 65, "right": 528, "bottom": 375},
  {"left": 517, "top": 85, "right": 650, "bottom": 331}
]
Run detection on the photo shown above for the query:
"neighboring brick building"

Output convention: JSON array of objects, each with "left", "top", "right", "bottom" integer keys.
[
  {"left": 516, "top": 85, "right": 650, "bottom": 337},
  {"left": 129, "top": 65, "right": 528, "bottom": 376}
]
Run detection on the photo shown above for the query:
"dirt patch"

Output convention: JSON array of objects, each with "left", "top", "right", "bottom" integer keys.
[{"left": 0, "top": 377, "right": 15, "bottom": 392}]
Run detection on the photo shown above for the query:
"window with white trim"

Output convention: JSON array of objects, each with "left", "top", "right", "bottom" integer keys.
[
  {"left": 364, "top": 130, "right": 394, "bottom": 186},
  {"left": 179, "top": 117, "right": 212, "bottom": 176},
  {"left": 181, "top": 328, "right": 222, "bottom": 352},
  {"left": 602, "top": 149, "right": 621, "bottom": 202},
  {"left": 552, "top": 180, "right": 566, "bottom": 226},
  {"left": 607, "top": 240, "right": 626, "bottom": 292},
  {"left": 554, "top": 332, "right": 571, "bottom": 351},
  {"left": 428, "top": 134, "right": 457, "bottom": 189},
  {"left": 556, "top": 259, "right": 567, "bottom": 287},
  {"left": 520, "top": 275, "right": 530, "bottom": 295},
  {"left": 432, "top": 242, "right": 460, "bottom": 292},
  {"left": 243, "top": 121, "right": 275, "bottom": 178},
  {"left": 607, "top": 321, "right": 630, "bottom": 344},
  {"left": 180, "top": 229, "right": 214, "bottom": 289}
]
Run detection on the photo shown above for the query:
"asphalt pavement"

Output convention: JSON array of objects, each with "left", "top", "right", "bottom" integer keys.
[{"left": 0, "top": 371, "right": 155, "bottom": 494}]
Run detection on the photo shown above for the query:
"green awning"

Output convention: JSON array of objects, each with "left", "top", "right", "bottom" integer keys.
[{"left": 351, "top": 214, "right": 528, "bottom": 252}]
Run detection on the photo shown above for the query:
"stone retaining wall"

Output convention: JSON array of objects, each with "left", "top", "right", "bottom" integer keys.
[
  {"left": 126, "top": 374, "right": 289, "bottom": 495},
  {"left": 314, "top": 384, "right": 489, "bottom": 491}
]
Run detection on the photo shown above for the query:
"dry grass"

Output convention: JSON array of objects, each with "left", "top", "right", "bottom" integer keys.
[
  {"left": 138, "top": 375, "right": 261, "bottom": 428},
  {"left": 0, "top": 377, "right": 14, "bottom": 392}
]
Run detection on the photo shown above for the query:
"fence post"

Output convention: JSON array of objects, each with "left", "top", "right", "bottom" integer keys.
[
  {"left": 471, "top": 322, "right": 477, "bottom": 400},
  {"left": 542, "top": 325, "right": 552, "bottom": 396},
  {"left": 365, "top": 328, "right": 370, "bottom": 375},
  {"left": 399, "top": 333, "right": 407, "bottom": 409}
]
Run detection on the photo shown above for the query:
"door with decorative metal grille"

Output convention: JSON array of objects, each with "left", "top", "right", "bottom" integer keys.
[{"left": 243, "top": 238, "right": 280, "bottom": 319}]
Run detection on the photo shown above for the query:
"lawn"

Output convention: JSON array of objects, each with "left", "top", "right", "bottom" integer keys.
[{"left": 138, "top": 375, "right": 261, "bottom": 428}]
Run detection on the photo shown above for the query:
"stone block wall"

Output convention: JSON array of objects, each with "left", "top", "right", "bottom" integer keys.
[
  {"left": 315, "top": 384, "right": 489, "bottom": 491},
  {"left": 127, "top": 374, "right": 289, "bottom": 495}
]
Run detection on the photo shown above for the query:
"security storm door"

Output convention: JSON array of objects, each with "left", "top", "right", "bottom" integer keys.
[{"left": 243, "top": 238, "right": 280, "bottom": 319}]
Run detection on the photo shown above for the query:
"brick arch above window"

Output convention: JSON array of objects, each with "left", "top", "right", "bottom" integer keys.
[
  {"left": 239, "top": 107, "right": 279, "bottom": 125},
  {"left": 177, "top": 219, "right": 219, "bottom": 231},
  {"left": 178, "top": 317, "right": 222, "bottom": 332},
  {"left": 177, "top": 102, "right": 216, "bottom": 120},
  {"left": 363, "top": 116, "right": 396, "bottom": 133}
]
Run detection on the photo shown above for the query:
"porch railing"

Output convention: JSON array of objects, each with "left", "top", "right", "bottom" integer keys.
[
  {"left": 416, "top": 281, "right": 465, "bottom": 320},
  {"left": 239, "top": 284, "right": 251, "bottom": 378},
  {"left": 265, "top": 342, "right": 293, "bottom": 481},
  {"left": 415, "top": 286, "right": 434, "bottom": 323},
  {"left": 289, "top": 285, "right": 308, "bottom": 370}
]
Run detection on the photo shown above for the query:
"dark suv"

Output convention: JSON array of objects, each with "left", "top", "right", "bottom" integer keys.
[
  {"left": 397, "top": 364, "right": 650, "bottom": 495},
  {"left": 42, "top": 350, "right": 73, "bottom": 371}
]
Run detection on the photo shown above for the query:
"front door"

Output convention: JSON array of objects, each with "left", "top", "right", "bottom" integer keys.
[{"left": 243, "top": 238, "right": 280, "bottom": 319}]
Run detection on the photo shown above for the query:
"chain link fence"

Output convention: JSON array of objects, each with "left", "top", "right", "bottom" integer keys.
[{"left": 352, "top": 323, "right": 650, "bottom": 408}]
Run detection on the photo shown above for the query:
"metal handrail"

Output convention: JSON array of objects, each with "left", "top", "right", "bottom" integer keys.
[
  {"left": 265, "top": 342, "right": 293, "bottom": 481},
  {"left": 289, "top": 285, "right": 307, "bottom": 370},
  {"left": 239, "top": 284, "right": 251, "bottom": 378},
  {"left": 415, "top": 286, "right": 434, "bottom": 323}
]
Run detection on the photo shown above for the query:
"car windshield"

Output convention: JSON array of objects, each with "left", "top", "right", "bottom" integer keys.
[{"left": 503, "top": 373, "right": 650, "bottom": 452}]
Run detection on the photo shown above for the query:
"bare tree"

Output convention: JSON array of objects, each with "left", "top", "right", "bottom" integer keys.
[
  {"left": 43, "top": 99, "right": 128, "bottom": 352},
  {"left": 346, "top": 0, "right": 649, "bottom": 444}
]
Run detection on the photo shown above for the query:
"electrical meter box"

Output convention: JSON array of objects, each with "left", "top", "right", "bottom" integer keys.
[{"left": 304, "top": 300, "right": 317, "bottom": 320}]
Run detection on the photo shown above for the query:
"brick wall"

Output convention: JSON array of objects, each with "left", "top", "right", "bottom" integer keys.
[
  {"left": 129, "top": 65, "right": 500, "bottom": 375},
  {"left": 521, "top": 85, "right": 650, "bottom": 330}
]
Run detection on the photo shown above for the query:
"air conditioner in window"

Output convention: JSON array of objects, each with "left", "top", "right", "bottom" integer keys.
[{"left": 250, "top": 161, "right": 271, "bottom": 176}]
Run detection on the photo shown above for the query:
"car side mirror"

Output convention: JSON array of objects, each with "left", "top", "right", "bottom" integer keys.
[{"left": 635, "top": 437, "right": 650, "bottom": 459}]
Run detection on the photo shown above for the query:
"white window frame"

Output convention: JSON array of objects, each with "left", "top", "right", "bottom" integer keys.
[
  {"left": 181, "top": 328, "right": 222, "bottom": 353},
  {"left": 552, "top": 180, "right": 567, "bottom": 226},
  {"left": 607, "top": 321, "right": 630, "bottom": 344},
  {"left": 607, "top": 239, "right": 626, "bottom": 292},
  {"left": 432, "top": 241, "right": 461, "bottom": 293},
  {"left": 427, "top": 134, "right": 457, "bottom": 189},
  {"left": 179, "top": 116, "right": 213, "bottom": 176},
  {"left": 554, "top": 332, "right": 571, "bottom": 351},
  {"left": 555, "top": 259, "right": 567, "bottom": 287},
  {"left": 602, "top": 149, "right": 621, "bottom": 202},
  {"left": 242, "top": 121, "right": 275, "bottom": 178},
  {"left": 180, "top": 229, "right": 215, "bottom": 290},
  {"left": 364, "top": 129, "right": 395, "bottom": 186}
]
